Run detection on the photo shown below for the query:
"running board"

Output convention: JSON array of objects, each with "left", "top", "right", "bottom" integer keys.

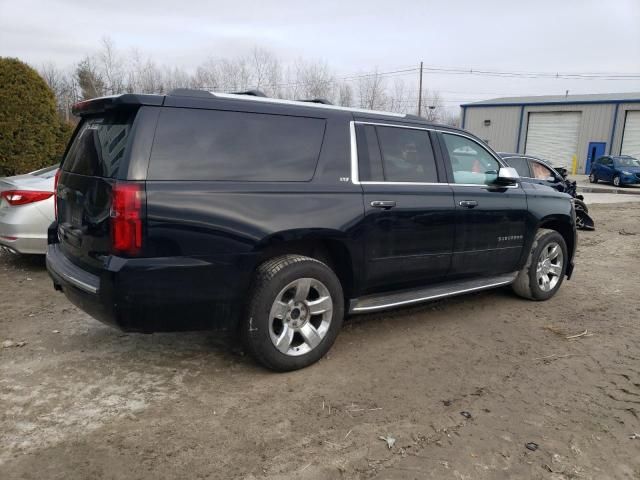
[{"left": 349, "top": 272, "right": 518, "bottom": 314}]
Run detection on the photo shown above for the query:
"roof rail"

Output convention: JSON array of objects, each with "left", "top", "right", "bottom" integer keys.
[
  {"left": 404, "top": 113, "right": 425, "bottom": 121},
  {"left": 231, "top": 90, "right": 267, "bottom": 97},
  {"left": 297, "top": 98, "right": 333, "bottom": 105},
  {"left": 168, "top": 88, "right": 214, "bottom": 98}
]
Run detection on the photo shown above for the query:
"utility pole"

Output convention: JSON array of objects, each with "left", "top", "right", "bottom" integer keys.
[{"left": 417, "top": 61, "right": 424, "bottom": 116}]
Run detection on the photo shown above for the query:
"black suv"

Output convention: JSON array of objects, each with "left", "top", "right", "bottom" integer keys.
[{"left": 47, "top": 90, "right": 576, "bottom": 371}]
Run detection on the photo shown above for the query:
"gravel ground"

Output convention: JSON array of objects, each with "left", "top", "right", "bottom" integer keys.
[{"left": 1, "top": 202, "right": 640, "bottom": 480}]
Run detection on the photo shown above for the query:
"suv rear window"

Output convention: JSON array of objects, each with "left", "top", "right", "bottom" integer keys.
[
  {"left": 148, "top": 108, "right": 326, "bottom": 181},
  {"left": 62, "top": 111, "right": 136, "bottom": 178}
]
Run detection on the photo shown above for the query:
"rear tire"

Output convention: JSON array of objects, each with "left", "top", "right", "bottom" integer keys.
[
  {"left": 241, "top": 255, "right": 344, "bottom": 371},
  {"left": 589, "top": 172, "right": 598, "bottom": 183},
  {"left": 512, "top": 229, "right": 568, "bottom": 301}
]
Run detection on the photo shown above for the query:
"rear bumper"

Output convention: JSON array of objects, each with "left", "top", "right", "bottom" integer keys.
[
  {"left": 0, "top": 202, "right": 52, "bottom": 255},
  {"left": 46, "top": 244, "right": 253, "bottom": 332}
]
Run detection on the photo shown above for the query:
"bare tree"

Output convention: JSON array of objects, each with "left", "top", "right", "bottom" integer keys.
[
  {"left": 422, "top": 89, "right": 443, "bottom": 121},
  {"left": 76, "top": 56, "right": 105, "bottom": 100},
  {"left": 356, "top": 70, "right": 386, "bottom": 110},
  {"left": 291, "top": 59, "right": 335, "bottom": 101},
  {"left": 336, "top": 82, "right": 353, "bottom": 107},
  {"left": 386, "top": 79, "right": 412, "bottom": 113},
  {"left": 97, "top": 37, "right": 126, "bottom": 95}
]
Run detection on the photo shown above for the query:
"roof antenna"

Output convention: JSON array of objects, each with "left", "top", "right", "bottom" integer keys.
[{"left": 565, "top": 90, "right": 569, "bottom": 98}]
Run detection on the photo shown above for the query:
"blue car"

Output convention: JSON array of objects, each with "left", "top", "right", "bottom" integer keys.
[{"left": 589, "top": 155, "right": 640, "bottom": 187}]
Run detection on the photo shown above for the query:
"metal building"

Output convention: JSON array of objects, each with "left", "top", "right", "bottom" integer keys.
[{"left": 461, "top": 93, "right": 640, "bottom": 173}]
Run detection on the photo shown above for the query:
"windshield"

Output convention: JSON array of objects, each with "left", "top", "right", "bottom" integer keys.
[{"left": 614, "top": 157, "right": 640, "bottom": 168}]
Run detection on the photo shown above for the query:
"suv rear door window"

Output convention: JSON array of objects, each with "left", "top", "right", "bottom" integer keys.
[
  {"left": 63, "top": 111, "right": 135, "bottom": 178},
  {"left": 376, "top": 126, "right": 438, "bottom": 182},
  {"left": 148, "top": 108, "right": 326, "bottom": 181}
]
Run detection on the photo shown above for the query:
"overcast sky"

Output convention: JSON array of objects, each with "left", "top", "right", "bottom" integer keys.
[{"left": 1, "top": 0, "right": 639, "bottom": 106}]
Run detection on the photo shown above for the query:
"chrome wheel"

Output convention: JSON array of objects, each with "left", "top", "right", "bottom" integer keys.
[
  {"left": 613, "top": 175, "right": 621, "bottom": 187},
  {"left": 536, "top": 242, "right": 564, "bottom": 292},
  {"left": 589, "top": 172, "right": 596, "bottom": 183},
  {"left": 268, "top": 278, "right": 333, "bottom": 356}
]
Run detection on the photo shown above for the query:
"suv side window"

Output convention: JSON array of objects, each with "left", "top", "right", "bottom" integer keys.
[
  {"left": 149, "top": 108, "right": 326, "bottom": 181},
  {"left": 376, "top": 126, "right": 438, "bottom": 182},
  {"left": 355, "top": 124, "right": 384, "bottom": 182},
  {"left": 441, "top": 133, "right": 500, "bottom": 185}
]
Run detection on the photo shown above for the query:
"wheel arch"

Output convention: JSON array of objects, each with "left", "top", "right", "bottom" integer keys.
[
  {"left": 252, "top": 229, "right": 359, "bottom": 299},
  {"left": 537, "top": 215, "right": 576, "bottom": 261}
]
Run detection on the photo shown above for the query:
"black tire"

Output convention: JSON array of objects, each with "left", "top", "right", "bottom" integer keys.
[
  {"left": 512, "top": 229, "right": 568, "bottom": 301},
  {"left": 241, "top": 254, "right": 344, "bottom": 371},
  {"left": 613, "top": 175, "right": 622, "bottom": 187},
  {"left": 589, "top": 172, "right": 598, "bottom": 183}
]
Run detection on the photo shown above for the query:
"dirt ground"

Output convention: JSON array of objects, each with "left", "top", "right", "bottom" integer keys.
[{"left": 2, "top": 202, "right": 640, "bottom": 480}]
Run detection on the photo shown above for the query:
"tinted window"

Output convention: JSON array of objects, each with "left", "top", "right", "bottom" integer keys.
[
  {"left": 614, "top": 157, "right": 640, "bottom": 168},
  {"left": 531, "top": 161, "right": 553, "bottom": 180},
  {"left": 149, "top": 109, "right": 326, "bottom": 181},
  {"left": 63, "top": 111, "right": 135, "bottom": 178},
  {"left": 355, "top": 124, "right": 383, "bottom": 181},
  {"left": 441, "top": 133, "right": 500, "bottom": 185},
  {"left": 505, "top": 157, "right": 531, "bottom": 177},
  {"left": 376, "top": 126, "right": 438, "bottom": 182}
]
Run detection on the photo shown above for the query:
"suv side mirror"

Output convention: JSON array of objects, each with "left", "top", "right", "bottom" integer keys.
[{"left": 493, "top": 167, "right": 519, "bottom": 186}]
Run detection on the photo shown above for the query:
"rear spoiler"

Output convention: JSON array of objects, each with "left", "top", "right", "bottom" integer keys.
[{"left": 72, "top": 94, "right": 164, "bottom": 116}]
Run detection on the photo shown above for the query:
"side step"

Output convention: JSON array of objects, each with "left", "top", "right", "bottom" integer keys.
[{"left": 349, "top": 272, "right": 518, "bottom": 314}]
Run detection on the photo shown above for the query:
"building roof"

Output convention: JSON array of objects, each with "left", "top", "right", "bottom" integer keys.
[{"left": 462, "top": 92, "right": 640, "bottom": 108}]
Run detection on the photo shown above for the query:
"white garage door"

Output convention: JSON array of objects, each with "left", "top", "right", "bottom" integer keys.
[
  {"left": 621, "top": 111, "right": 640, "bottom": 159},
  {"left": 524, "top": 112, "right": 581, "bottom": 168}
]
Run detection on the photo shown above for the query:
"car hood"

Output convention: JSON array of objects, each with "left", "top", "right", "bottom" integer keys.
[{"left": 618, "top": 166, "right": 640, "bottom": 173}]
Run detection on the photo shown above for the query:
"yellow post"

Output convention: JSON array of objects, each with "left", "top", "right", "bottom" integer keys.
[{"left": 571, "top": 155, "right": 578, "bottom": 175}]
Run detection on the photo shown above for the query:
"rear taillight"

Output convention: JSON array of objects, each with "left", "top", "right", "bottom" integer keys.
[
  {"left": 54, "top": 168, "right": 61, "bottom": 220},
  {"left": 1, "top": 190, "right": 54, "bottom": 206},
  {"left": 111, "top": 182, "right": 144, "bottom": 256}
]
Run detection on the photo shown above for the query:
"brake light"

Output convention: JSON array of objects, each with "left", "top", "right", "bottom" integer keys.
[
  {"left": 111, "top": 183, "right": 144, "bottom": 255},
  {"left": 1, "top": 190, "right": 54, "bottom": 206},
  {"left": 54, "top": 168, "right": 61, "bottom": 220}
]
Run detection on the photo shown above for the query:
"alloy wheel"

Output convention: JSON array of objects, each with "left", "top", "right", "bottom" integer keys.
[
  {"left": 268, "top": 278, "right": 333, "bottom": 356},
  {"left": 536, "top": 242, "right": 564, "bottom": 292}
]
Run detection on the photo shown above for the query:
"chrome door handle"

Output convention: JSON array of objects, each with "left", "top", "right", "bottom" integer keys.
[
  {"left": 459, "top": 200, "right": 478, "bottom": 208},
  {"left": 370, "top": 200, "right": 396, "bottom": 209}
]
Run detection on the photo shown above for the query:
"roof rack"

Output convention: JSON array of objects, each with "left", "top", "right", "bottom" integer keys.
[
  {"left": 297, "top": 98, "right": 333, "bottom": 105},
  {"left": 231, "top": 90, "right": 267, "bottom": 97},
  {"left": 168, "top": 88, "right": 214, "bottom": 98}
]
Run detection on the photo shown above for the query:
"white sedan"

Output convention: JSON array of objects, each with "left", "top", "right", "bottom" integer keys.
[{"left": 0, "top": 165, "right": 58, "bottom": 255}]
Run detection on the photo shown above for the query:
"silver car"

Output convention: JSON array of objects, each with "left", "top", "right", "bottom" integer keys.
[{"left": 0, "top": 165, "right": 58, "bottom": 255}]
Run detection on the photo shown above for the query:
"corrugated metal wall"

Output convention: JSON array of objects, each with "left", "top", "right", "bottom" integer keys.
[
  {"left": 520, "top": 104, "right": 612, "bottom": 171},
  {"left": 612, "top": 103, "right": 640, "bottom": 154},
  {"left": 464, "top": 103, "right": 619, "bottom": 171},
  {"left": 462, "top": 106, "right": 520, "bottom": 152}
]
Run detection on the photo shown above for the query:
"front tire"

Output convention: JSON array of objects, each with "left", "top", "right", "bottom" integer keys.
[
  {"left": 512, "top": 229, "right": 568, "bottom": 301},
  {"left": 589, "top": 172, "right": 598, "bottom": 183},
  {"left": 613, "top": 175, "right": 622, "bottom": 187},
  {"left": 241, "top": 255, "right": 344, "bottom": 371}
]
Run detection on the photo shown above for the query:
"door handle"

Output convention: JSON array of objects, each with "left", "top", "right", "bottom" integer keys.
[
  {"left": 370, "top": 200, "right": 396, "bottom": 209},
  {"left": 459, "top": 200, "right": 478, "bottom": 208}
]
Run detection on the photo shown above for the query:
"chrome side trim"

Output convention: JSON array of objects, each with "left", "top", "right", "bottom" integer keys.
[
  {"left": 349, "top": 272, "right": 517, "bottom": 313},
  {"left": 350, "top": 120, "right": 517, "bottom": 188},
  {"left": 349, "top": 121, "right": 359, "bottom": 184}
]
